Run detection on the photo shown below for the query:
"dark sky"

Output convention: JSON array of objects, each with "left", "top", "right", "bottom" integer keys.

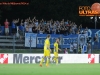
[{"left": 0, "top": 0, "right": 100, "bottom": 29}]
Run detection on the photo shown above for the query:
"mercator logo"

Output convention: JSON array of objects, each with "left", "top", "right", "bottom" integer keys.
[
  {"left": 13, "top": 54, "right": 63, "bottom": 64},
  {"left": 88, "top": 54, "right": 95, "bottom": 64}
]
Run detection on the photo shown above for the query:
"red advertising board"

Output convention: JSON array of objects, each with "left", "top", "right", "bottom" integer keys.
[{"left": 0, "top": 54, "right": 8, "bottom": 64}]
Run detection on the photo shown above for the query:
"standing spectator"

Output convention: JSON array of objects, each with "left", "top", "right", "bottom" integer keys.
[
  {"left": 64, "top": 27, "right": 66, "bottom": 35},
  {"left": 39, "top": 29, "right": 44, "bottom": 34},
  {"left": 44, "top": 27, "right": 48, "bottom": 34},
  {"left": 25, "top": 25, "right": 29, "bottom": 33},
  {"left": 65, "top": 27, "right": 69, "bottom": 35},
  {"left": 60, "top": 28, "right": 62, "bottom": 34},
  {"left": 32, "top": 16, "right": 36, "bottom": 22},
  {"left": 87, "top": 42, "right": 91, "bottom": 53},
  {"left": 65, "top": 20, "right": 69, "bottom": 25},
  {"left": 28, "top": 23, "right": 32, "bottom": 33},
  {"left": 62, "top": 28, "right": 65, "bottom": 34},
  {"left": 43, "top": 19, "right": 46, "bottom": 25},
  {"left": 79, "top": 24, "right": 82, "bottom": 30},
  {"left": 47, "top": 28, "right": 51, "bottom": 34},
  {"left": 56, "top": 28, "right": 60, "bottom": 34},
  {"left": 85, "top": 27, "right": 88, "bottom": 35},
  {"left": 78, "top": 45, "right": 81, "bottom": 53},
  {"left": 70, "top": 43, "right": 73, "bottom": 53},
  {"left": 24, "top": 19, "right": 28, "bottom": 28},
  {"left": 76, "top": 31, "right": 79, "bottom": 34},
  {"left": 32, "top": 24, "right": 36, "bottom": 33},
  {"left": 0, "top": 24, "right": 2, "bottom": 35},
  {"left": 94, "top": 34, "right": 99, "bottom": 50},
  {"left": 72, "top": 24, "right": 75, "bottom": 34},
  {"left": 73, "top": 42, "right": 77, "bottom": 53},
  {"left": 18, "top": 20, "right": 24, "bottom": 41},
  {"left": 35, "top": 20, "right": 38, "bottom": 26},
  {"left": 74, "top": 24, "right": 77, "bottom": 34},
  {"left": 4, "top": 19, "right": 9, "bottom": 36},
  {"left": 69, "top": 28, "right": 72, "bottom": 34},
  {"left": 12, "top": 19, "right": 19, "bottom": 35},
  {"left": 64, "top": 48, "right": 68, "bottom": 54},
  {"left": 52, "top": 28, "right": 56, "bottom": 34}
]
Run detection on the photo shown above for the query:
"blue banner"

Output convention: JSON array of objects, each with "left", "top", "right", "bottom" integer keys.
[
  {"left": 24, "top": 29, "right": 100, "bottom": 49},
  {"left": 37, "top": 34, "right": 60, "bottom": 48},
  {"left": 37, "top": 34, "right": 78, "bottom": 48},
  {"left": 62, "top": 34, "right": 78, "bottom": 48},
  {"left": 25, "top": 33, "right": 37, "bottom": 47}
]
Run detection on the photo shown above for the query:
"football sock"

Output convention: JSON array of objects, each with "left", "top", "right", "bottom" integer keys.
[
  {"left": 53, "top": 57, "right": 56, "bottom": 62},
  {"left": 56, "top": 57, "right": 58, "bottom": 64},
  {"left": 40, "top": 57, "right": 44, "bottom": 64},
  {"left": 46, "top": 57, "right": 50, "bottom": 65}
]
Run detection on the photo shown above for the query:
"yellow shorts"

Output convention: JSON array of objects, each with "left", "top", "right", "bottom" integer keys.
[
  {"left": 54, "top": 52, "right": 58, "bottom": 57},
  {"left": 44, "top": 49, "right": 50, "bottom": 57}
]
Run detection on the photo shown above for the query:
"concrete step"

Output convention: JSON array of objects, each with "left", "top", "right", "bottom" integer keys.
[
  {"left": 0, "top": 36, "right": 25, "bottom": 39},
  {"left": 0, "top": 39, "right": 24, "bottom": 42}
]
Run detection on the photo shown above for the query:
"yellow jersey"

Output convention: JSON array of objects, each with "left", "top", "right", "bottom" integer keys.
[
  {"left": 54, "top": 42, "right": 58, "bottom": 53},
  {"left": 44, "top": 38, "right": 50, "bottom": 50}
]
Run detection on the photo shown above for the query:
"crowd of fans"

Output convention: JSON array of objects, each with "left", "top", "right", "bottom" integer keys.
[
  {"left": 0, "top": 17, "right": 99, "bottom": 53},
  {"left": 2, "top": 17, "right": 89, "bottom": 36},
  {"left": 1, "top": 17, "right": 96, "bottom": 35},
  {"left": 0, "top": 17, "right": 90, "bottom": 43},
  {"left": 24, "top": 17, "right": 89, "bottom": 35}
]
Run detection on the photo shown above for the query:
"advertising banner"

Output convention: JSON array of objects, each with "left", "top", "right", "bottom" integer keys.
[
  {"left": 37, "top": 34, "right": 78, "bottom": 48},
  {"left": 24, "top": 29, "right": 100, "bottom": 49},
  {"left": 4, "top": 54, "right": 99, "bottom": 64}
]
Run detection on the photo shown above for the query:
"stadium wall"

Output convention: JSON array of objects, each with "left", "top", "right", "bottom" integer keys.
[{"left": 0, "top": 54, "right": 99, "bottom": 64}]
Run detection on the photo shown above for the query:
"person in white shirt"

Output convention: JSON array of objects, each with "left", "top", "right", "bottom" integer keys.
[
  {"left": 35, "top": 20, "right": 38, "bottom": 26},
  {"left": 79, "top": 35, "right": 85, "bottom": 47},
  {"left": 28, "top": 24, "right": 32, "bottom": 33},
  {"left": 39, "top": 29, "right": 43, "bottom": 34},
  {"left": 24, "top": 19, "right": 28, "bottom": 28},
  {"left": 70, "top": 43, "right": 73, "bottom": 53}
]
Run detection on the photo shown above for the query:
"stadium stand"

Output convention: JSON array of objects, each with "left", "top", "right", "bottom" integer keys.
[
  {"left": 0, "top": 35, "right": 24, "bottom": 47},
  {"left": 0, "top": 17, "right": 99, "bottom": 53}
]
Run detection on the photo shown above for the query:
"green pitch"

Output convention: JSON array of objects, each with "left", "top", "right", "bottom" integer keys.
[{"left": 0, "top": 64, "right": 100, "bottom": 75}]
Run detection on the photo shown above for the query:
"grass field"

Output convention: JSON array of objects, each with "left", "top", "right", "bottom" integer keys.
[{"left": 0, "top": 64, "right": 100, "bottom": 75}]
